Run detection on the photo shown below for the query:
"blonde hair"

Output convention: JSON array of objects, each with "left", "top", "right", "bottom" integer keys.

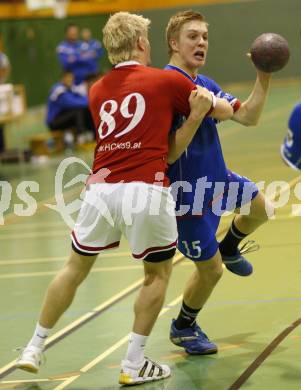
[
  {"left": 166, "top": 10, "right": 207, "bottom": 56},
  {"left": 103, "top": 12, "right": 151, "bottom": 65}
]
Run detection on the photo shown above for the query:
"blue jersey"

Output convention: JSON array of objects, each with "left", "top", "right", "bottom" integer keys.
[
  {"left": 57, "top": 41, "right": 82, "bottom": 82},
  {"left": 281, "top": 102, "right": 301, "bottom": 170},
  {"left": 46, "top": 82, "right": 88, "bottom": 124},
  {"left": 57, "top": 40, "right": 103, "bottom": 84},
  {"left": 79, "top": 39, "right": 104, "bottom": 76},
  {"left": 165, "top": 64, "right": 238, "bottom": 215}
]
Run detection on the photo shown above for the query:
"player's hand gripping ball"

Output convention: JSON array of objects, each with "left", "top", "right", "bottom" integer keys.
[{"left": 250, "top": 33, "right": 290, "bottom": 73}]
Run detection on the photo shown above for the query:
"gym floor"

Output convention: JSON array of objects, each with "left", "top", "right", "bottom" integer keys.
[{"left": 0, "top": 79, "right": 301, "bottom": 389}]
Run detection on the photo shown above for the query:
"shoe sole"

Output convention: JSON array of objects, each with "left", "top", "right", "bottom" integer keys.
[
  {"left": 119, "top": 371, "right": 170, "bottom": 385},
  {"left": 171, "top": 339, "right": 218, "bottom": 355},
  {"left": 16, "top": 363, "right": 38, "bottom": 374},
  {"left": 225, "top": 265, "right": 253, "bottom": 276},
  {"left": 185, "top": 348, "right": 218, "bottom": 355}
]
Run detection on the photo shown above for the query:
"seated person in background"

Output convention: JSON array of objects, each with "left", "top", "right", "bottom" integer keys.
[
  {"left": 80, "top": 28, "right": 104, "bottom": 78},
  {"left": 72, "top": 72, "right": 101, "bottom": 99},
  {"left": 281, "top": 102, "right": 301, "bottom": 170},
  {"left": 46, "top": 71, "right": 94, "bottom": 145},
  {"left": 0, "top": 51, "right": 10, "bottom": 84}
]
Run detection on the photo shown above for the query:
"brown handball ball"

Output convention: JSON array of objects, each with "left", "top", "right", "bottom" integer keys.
[{"left": 250, "top": 33, "right": 290, "bottom": 73}]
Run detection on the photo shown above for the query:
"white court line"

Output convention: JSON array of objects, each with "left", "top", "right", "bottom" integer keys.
[
  {"left": 0, "top": 261, "right": 193, "bottom": 280},
  {"left": 1, "top": 378, "right": 63, "bottom": 384},
  {"left": 272, "top": 174, "right": 301, "bottom": 217},
  {"left": 0, "top": 265, "right": 143, "bottom": 279},
  {"left": 271, "top": 174, "right": 301, "bottom": 200},
  {"left": 0, "top": 230, "right": 69, "bottom": 241},
  {"left": 0, "top": 251, "right": 131, "bottom": 266},
  {"left": 53, "top": 294, "right": 183, "bottom": 390},
  {"left": 0, "top": 221, "right": 66, "bottom": 231}
]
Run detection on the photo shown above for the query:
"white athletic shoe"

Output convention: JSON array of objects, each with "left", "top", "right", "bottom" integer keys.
[
  {"left": 16, "top": 346, "right": 43, "bottom": 373},
  {"left": 119, "top": 357, "right": 171, "bottom": 385}
]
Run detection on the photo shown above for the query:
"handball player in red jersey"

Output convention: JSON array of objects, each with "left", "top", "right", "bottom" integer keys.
[{"left": 17, "top": 11, "right": 215, "bottom": 386}]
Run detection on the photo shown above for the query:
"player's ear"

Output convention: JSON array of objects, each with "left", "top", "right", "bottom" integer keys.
[
  {"left": 137, "top": 36, "right": 146, "bottom": 51},
  {"left": 169, "top": 38, "right": 179, "bottom": 52}
]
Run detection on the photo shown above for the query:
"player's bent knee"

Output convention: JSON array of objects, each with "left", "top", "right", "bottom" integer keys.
[
  {"left": 143, "top": 255, "right": 174, "bottom": 286},
  {"left": 205, "top": 262, "right": 223, "bottom": 283},
  {"left": 250, "top": 193, "right": 271, "bottom": 222},
  {"left": 65, "top": 246, "right": 97, "bottom": 284},
  {"left": 195, "top": 254, "right": 223, "bottom": 283}
]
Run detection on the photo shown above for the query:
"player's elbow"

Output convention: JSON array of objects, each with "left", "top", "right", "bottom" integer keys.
[
  {"left": 235, "top": 105, "right": 260, "bottom": 126},
  {"left": 233, "top": 111, "right": 259, "bottom": 126},
  {"left": 244, "top": 117, "right": 259, "bottom": 126}
]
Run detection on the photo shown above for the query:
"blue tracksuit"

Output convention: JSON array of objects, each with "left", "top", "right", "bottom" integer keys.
[
  {"left": 57, "top": 39, "right": 103, "bottom": 84},
  {"left": 46, "top": 82, "right": 88, "bottom": 125}
]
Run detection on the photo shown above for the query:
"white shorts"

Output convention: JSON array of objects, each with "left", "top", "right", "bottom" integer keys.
[{"left": 71, "top": 182, "right": 177, "bottom": 261}]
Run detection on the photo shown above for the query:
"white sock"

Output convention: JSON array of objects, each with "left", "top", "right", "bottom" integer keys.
[
  {"left": 125, "top": 332, "right": 148, "bottom": 365},
  {"left": 27, "top": 323, "right": 50, "bottom": 349}
]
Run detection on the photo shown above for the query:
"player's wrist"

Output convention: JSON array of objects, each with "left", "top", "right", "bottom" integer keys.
[
  {"left": 206, "top": 92, "right": 217, "bottom": 116},
  {"left": 257, "top": 71, "right": 272, "bottom": 83},
  {"left": 210, "top": 91, "right": 217, "bottom": 108}
]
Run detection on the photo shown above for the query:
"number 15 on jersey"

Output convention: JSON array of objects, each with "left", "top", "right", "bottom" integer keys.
[{"left": 181, "top": 240, "right": 202, "bottom": 259}]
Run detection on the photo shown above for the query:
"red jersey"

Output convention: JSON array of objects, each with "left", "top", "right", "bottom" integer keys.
[{"left": 88, "top": 62, "right": 195, "bottom": 186}]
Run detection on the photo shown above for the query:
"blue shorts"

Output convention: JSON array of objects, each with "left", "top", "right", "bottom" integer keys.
[{"left": 176, "top": 171, "right": 259, "bottom": 261}]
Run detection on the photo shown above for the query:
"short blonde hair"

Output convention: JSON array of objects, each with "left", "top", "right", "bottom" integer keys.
[
  {"left": 166, "top": 10, "right": 207, "bottom": 56},
  {"left": 103, "top": 12, "right": 151, "bottom": 65}
]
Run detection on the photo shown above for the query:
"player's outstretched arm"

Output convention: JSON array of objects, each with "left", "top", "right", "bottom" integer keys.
[
  {"left": 168, "top": 86, "right": 212, "bottom": 164},
  {"left": 232, "top": 68, "right": 271, "bottom": 126}
]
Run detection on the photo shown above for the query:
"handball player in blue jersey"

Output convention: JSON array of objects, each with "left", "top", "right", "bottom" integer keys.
[
  {"left": 165, "top": 10, "right": 273, "bottom": 354},
  {"left": 281, "top": 102, "right": 301, "bottom": 170}
]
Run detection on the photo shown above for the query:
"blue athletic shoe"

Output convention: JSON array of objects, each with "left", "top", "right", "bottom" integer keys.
[
  {"left": 170, "top": 319, "right": 218, "bottom": 355},
  {"left": 221, "top": 240, "right": 259, "bottom": 277}
]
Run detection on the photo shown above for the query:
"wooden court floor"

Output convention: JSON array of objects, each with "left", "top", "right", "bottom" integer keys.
[{"left": 0, "top": 80, "right": 301, "bottom": 389}]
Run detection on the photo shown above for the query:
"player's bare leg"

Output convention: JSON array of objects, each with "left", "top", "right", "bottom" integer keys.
[
  {"left": 169, "top": 251, "right": 222, "bottom": 355},
  {"left": 133, "top": 258, "right": 173, "bottom": 335},
  {"left": 182, "top": 252, "right": 223, "bottom": 310},
  {"left": 120, "top": 258, "right": 173, "bottom": 385},
  {"left": 39, "top": 250, "right": 97, "bottom": 328},
  {"left": 17, "top": 250, "right": 97, "bottom": 373},
  {"left": 220, "top": 192, "right": 272, "bottom": 276}
]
